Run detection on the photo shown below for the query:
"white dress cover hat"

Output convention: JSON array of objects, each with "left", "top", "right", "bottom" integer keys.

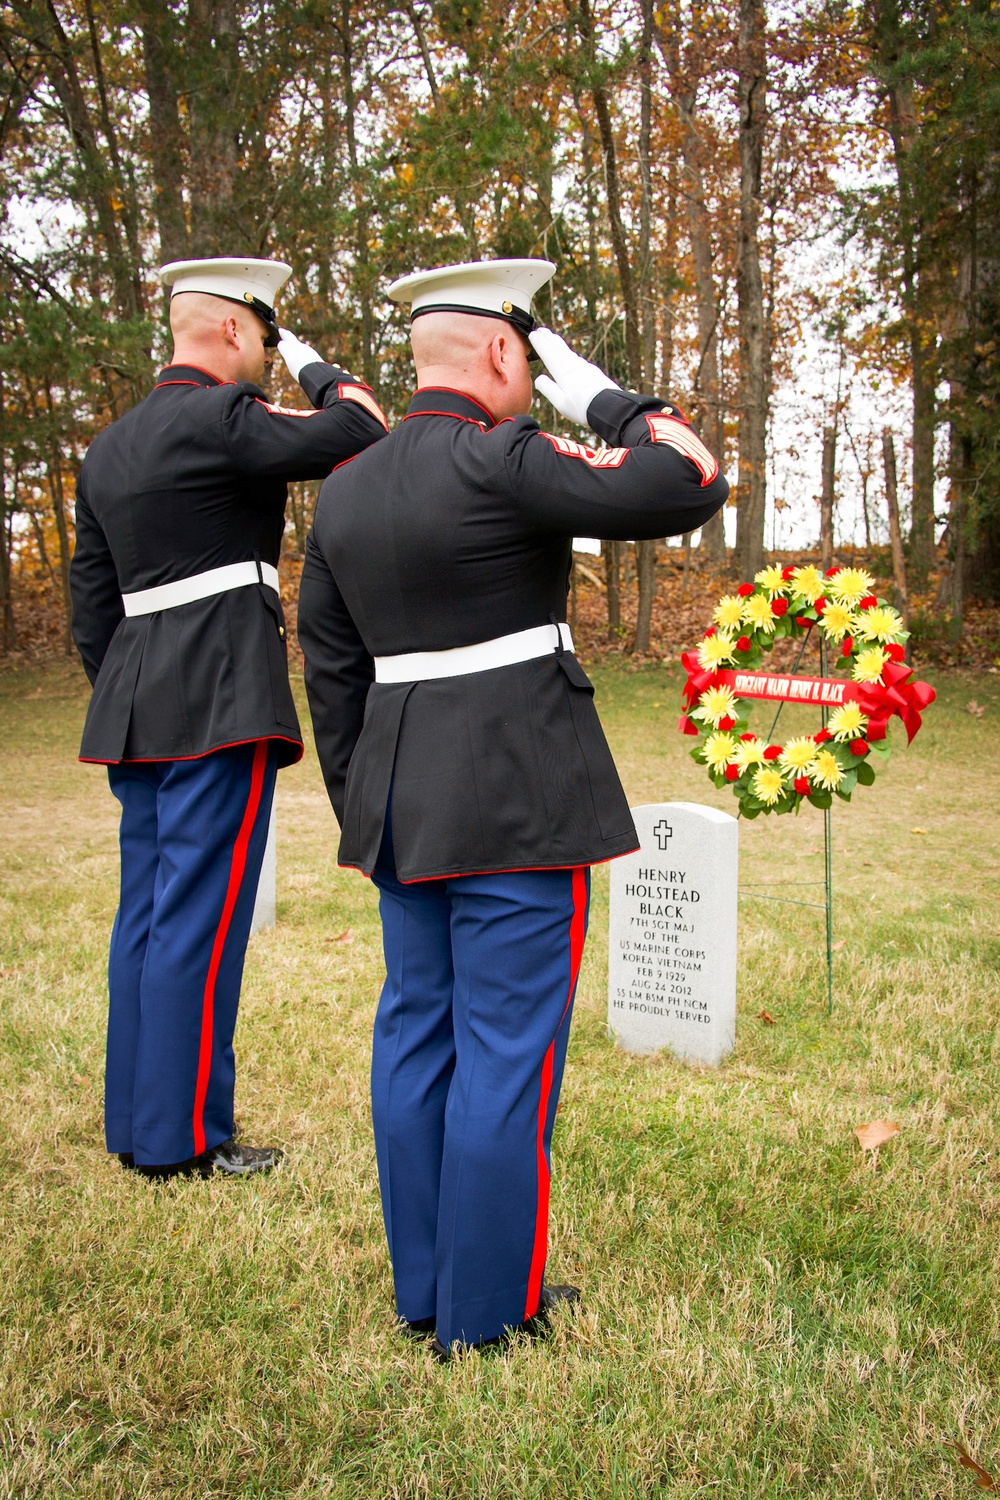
[
  {"left": 387, "top": 258, "right": 556, "bottom": 335},
  {"left": 159, "top": 257, "right": 293, "bottom": 346}
]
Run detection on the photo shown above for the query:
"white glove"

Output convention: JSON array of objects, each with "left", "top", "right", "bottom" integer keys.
[
  {"left": 529, "top": 327, "right": 622, "bottom": 428},
  {"left": 277, "top": 327, "right": 324, "bottom": 382}
]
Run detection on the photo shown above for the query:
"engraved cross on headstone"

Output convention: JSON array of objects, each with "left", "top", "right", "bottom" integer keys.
[{"left": 653, "top": 818, "right": 673, "bottom": 850}]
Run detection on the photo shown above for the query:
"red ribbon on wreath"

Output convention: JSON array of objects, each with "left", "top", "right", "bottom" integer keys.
[{"left": 678, "top": 652, "right": 936, "bottom": 743}]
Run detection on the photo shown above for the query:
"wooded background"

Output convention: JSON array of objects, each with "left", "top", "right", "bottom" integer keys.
[{"left": 0, "top": 0, "right": 997, "bottom": 659}]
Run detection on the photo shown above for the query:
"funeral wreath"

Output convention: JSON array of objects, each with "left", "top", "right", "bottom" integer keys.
[{"left": 677, "top": 564, "right": 936, "bottom": 818}]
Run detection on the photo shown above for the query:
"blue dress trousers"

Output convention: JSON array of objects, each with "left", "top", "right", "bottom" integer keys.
[
  {"left": 371, "top": 808, "right": 590, "bottom": 1347},
  {"left": 105, "top": 741, "right": 278, "bottom": 1165}
]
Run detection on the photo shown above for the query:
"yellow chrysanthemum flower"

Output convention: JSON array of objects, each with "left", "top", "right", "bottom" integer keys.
[
  {"left": 812, "top": 750, "right": 844, "bottom": 790},
  {"left": 692, "top": 685, "right": 739, "bottom": 728},
  {"left": 742, "top": 593, "right": 776, "bottom": 633},
  {"left": 778, "top": 737, "right": 818, "bottom": 774},
  {"left": 856, "top": 605, "right": 904, "bottom": 643},
  {"left": 827, "top": 703, "right": 868, "bottom": 740},
  {"left": 818, "top": 601, "right": 857, "bottom": 642},
  {"left": 791, "top": 564, "right": 826, "bottom": 604},
  {"left": 734, "top": 737, "right": 766, "bottom": 772},
  {"left": 752, "top": 766, "right": 787, "bottom": 806},
  {"left": 754, "top": 564, "right": 788, "bottom": 594},
  {"left": 852, "top": 645, "right": 887, "bottom": 683},
  {"left": 703, "top": 731, "right": 738, "bottom": 770},
  {"left": 827, "top": 567, "right": 875, "bottom": 606},
  {"left": 696, "top": 631, "right": 738, "bottom": 670},
  {"left": 713, "top": 595, "right": 745, "bottom": 630}
]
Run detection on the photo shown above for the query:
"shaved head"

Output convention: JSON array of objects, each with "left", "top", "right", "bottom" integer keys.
[
  {"left": 410, "top": 310, "right": 510, "bottom": 375},
  {"left": 410, "top": 310, "right": 533, "bottom": 420},
  {"left": 168, "top": 291, "right": 271, "bottom": 385},
  {"left": 169, "top": 290, "right": 262, "bottom": 345}
]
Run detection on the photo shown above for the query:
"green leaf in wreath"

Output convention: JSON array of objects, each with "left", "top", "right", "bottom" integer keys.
[
  {"left": 809, "top": 790, "right": 833, "bottom": 809},
  {"left": 856, "top": 759, "right": 876, "bottom": 786}
]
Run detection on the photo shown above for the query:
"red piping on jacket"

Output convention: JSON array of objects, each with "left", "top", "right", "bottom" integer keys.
[
  {"left": 335, "top": 845, "right": 639, "bottom": 881},
  {"left": 79, "top": 733, "right": 303, "bottom": 766},
  {"left": 192, "top": 739, "right": 269, "bottom": 1156},
  {"left": 524, "top": 865, "right": 588, "bottom": 1319},
  {"left": 408, "top": 386, "right": 496, "bottom": 423}
]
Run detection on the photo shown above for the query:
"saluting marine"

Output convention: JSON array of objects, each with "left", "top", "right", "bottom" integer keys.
[
  {"left": 297, "top": 258, "right": 729, "bottom": 1356},
  {"left": 71, "top": 257, "right": 388, "bottom": 1179}
]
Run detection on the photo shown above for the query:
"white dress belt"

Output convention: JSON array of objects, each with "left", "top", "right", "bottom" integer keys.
[
  {"left": 374, "top": 622, "right": 574, "bottom": 683},
  {"left": 121, "top": 561, "right": 280, "bottom": 617}
]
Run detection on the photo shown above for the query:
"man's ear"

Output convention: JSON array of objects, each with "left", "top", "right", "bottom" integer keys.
[
  {"left": 488, "top": 331, "right": 511, "bottom": 383},
  {"left": 222, "top": 315, "right": 242, "bottom": 350}
]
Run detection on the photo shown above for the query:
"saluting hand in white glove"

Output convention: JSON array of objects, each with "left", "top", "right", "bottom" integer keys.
[
  {"left": 277, "top": 327, "right": 325, "bottom": 383},
  {"left": 529, "top": 327, "right": 622, "bottom": 429}
]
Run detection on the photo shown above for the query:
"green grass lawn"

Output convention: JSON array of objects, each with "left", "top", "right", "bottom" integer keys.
[{"left": 1, "top": 657, "right": 998, "bottom": 1499}]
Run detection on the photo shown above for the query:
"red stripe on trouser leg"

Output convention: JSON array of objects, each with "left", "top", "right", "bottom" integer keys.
[
  {"left": 191, "top": 740, "right": 268, "bottom": 1156},
  {"left": 524, "top": 866, "right": 588, "bottom": 1319}
]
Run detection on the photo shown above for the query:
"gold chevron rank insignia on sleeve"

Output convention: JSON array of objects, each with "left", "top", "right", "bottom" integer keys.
[{"left": 645, "top": 413, "right": 719, "bottom": 485}]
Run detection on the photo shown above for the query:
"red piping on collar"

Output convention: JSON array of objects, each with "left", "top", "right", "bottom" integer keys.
[{"left": 409, "top": 386, "right": 497, "bottom": 423}]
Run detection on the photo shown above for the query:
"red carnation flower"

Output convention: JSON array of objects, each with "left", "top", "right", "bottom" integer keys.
[
  {"left": 737, "top": 635, "right": 751, "bottom": 651},
  {"left": 841, "top": 636, "right": 853, "bottom": 656},
  {"left": 737, "top": 582, "right": 756, "bottom": 597},
  {"left": 826, "top": 566, "right": 841, "bottom": 576},
  {"left": 850, "top": 739, "right": 869, "bottom": 757},
  {"left": 793, "top": 776, "right": 810, "bottom": 795},
  {"left": 725, "top": 763, "right": 740, "bottom": 782},
  {"left": 772, "top": 597, "right": 789, "bottom": 616},
  {"left": 814, "top": 728, "right": 832, "bottom": 743},
  {"left": 703, "top": 625, "right": 716, "bottom": 638},
  {"left": 763, "top": 744, "right": 782, "bottom": 761},
  {"left": 782, "top": 565, "right": 796, "bottom": 581},
  {"left": 719, "top": 715, "right": 736, "bottom": 731},
  {"left": 740, "top": 732, "right": 758, "bottom": 742},
  {"left": 795, "top": 615, "right": 814, "bottom": 629},
  {"left": 885, "top": 642, "right": 906, "bottom": 662},
  {"left": 814, "top": 596, "right": 828, "bottom": 614},
  {"left": 859, "top": 594, "right": 878, "bottom": 610}
]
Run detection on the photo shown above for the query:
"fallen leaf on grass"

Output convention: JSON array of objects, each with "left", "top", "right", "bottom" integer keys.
[
  {"left": 326, "top": 929, "right": 355, "bottom": 945},
  {"left": 911, "top": 827, "right": 928, "bottom": 835},
  {"left": 965, "top": 700, "right": 986, "bottom": 719},
  {"left": 757, "top": 1009, "right": 776, "bottom": 1025},
  {"left": 951, "top": 1442, "right": 997, "bottom": 1491},
  {"left": 855, "top": 1120, "right": 900, "bottom": 1151},
  {"left": 831, "top": 939, "right": 846, "bottom": 952}
]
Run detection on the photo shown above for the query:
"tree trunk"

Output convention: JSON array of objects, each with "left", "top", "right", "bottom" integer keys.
[
  {"left": 653, "top": 9, "right": 727, "bottom": 564},
  {"left": 139, "top": 0, "right": 189, "bottom": 266},
  {"left": 882, "top": 428, "right": 909, "bottom": 630},
  {"left": 576, "top": 0, "right": 642, "bottom": 386},
  {"left": 634, "top": 539, "right": 657, "bottom": 654},
  {"left": 336, "top": 0, "right": 377, "bottom": 389},
  {"left": 0, "top": 372, "right": 14, "bottom": 653},
  {"left": 604, "top": 539, "right": 622, "bottom": 638},
  {"left": 909, "top": 328, "right": 937, "bottom": 581},
  {"left": 734, "top": 0, "right": 769, "bottom": 581},
  {"left": 187, "top": 0, "right": 240, "bottom": 255},
  {"left": 820, "top": 425, "right": 836, "bottom": 570},
  {"left": 632, "top": 0, "right": 658, "bottom": 654}
]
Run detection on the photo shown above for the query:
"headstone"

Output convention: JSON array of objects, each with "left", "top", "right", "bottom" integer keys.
[
  {"left": 251, "top": 798, "right": 277, "bottom": 933},
  {"left": 608, "top": 802, "right": 737, "bottom": 1064}
]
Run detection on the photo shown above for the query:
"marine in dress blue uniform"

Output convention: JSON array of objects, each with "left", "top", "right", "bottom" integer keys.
[
  {"left": 70, "top": 257, "right": 388, "bottom": 1175},
  {"left": 296, "top": 259, "right": 729, "bottom": 1349}
]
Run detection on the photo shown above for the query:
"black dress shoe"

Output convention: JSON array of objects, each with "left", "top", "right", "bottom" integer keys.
[
  {"left": 117, "top": 1152, "right": 136, "bottom": 1170},
  {"left": 397, "top": 1314, "right": 436, "bottom": 1341},
  {"left": 431, "top": 1282, "right": 581, "bottom": 1361},
  {"left": 196, "top": 1138, "right": 283, "bottom": 1177},
  {"left": 130, "top": 1139, "right": 283, "bottom": 1179}
]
